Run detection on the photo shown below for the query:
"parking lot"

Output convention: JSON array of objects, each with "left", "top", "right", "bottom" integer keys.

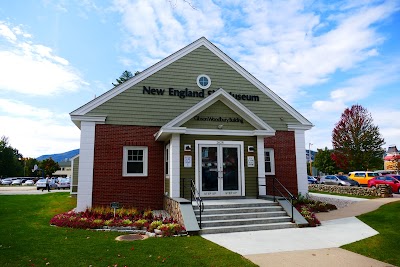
[{"left": 0, "top": 186, "right": 66, "bottom": 195}]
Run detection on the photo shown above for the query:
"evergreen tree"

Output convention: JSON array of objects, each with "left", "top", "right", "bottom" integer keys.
[{"left": 112, "top": 70, "right": 134, "bottom": 86}]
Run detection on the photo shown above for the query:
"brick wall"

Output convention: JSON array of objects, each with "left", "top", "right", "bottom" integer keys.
[
  {"left": 92, "top": 124, "right": 165, "bottom": 210},
  {"left": 264, "top": 131, "right": 298, "bottom": 196}
]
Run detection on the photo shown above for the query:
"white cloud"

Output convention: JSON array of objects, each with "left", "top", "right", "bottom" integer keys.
[
  {"left": 0, "top": 99, "right": 54, "bottom": 119},
  {"left": 312, "top": 100, "right": 347, "bottom": 113},
  {"left": 0, "top": 115, "right": 80, "bottom": 158},
  {"left": 113, "top": 0, "right": 223, "bottom": 68},
  {"left": 311, "top": 58, "right": 400, "bottom": 113},
  {"left": 0, "top": 22, "right": 17, "bottom": 42},
  {"left": 0, "top": 99, "right": 80, "bottom": 157},
  {"left": 371, "top": 109, "right": 400, "bottom": 148},
  {"left": 111, "top": 1, "right": 399, "bottom": 105},
  {"left": 0, "top": 21, "right": 87, "bottom": 96}
]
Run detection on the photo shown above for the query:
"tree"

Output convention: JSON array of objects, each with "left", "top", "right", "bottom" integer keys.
[
  {"left": 0, "top": 136, "right": 23, "bottom": 177},
  {"left": 331, "top": 105, "right": 385, "bottom": 173},
  {"left": 112, "top": 70, "right": 134, "bottom": 86},
  {"left": 39, "top": 158, "right": 60, "bottom": 176},
  {"left": 313, "top": 147, "right": 340, "bottom": 174}
]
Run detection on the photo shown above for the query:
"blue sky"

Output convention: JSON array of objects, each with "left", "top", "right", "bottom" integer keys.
[{"left": 0, "top": 0, "right": 399, "bottom": 158}]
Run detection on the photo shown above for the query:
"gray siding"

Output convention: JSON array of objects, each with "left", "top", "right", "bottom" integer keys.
[
  {"left": 87, "top": 45, "right": 299, "bottom": 130},
  {"left": 72, "top": 156, "right": 79, "bottom": 195}
]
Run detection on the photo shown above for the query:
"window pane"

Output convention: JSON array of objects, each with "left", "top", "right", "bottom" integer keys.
[
  {"left": 265, "top": 151, "right": 270, "bottom": 161},
  {"left": 127, "top": 162, "right": 143, "bottom": 173},
  {"left": 128, "top": 150, "right": 144, "bottom": 161},
  {"left": 265, "top": 162, "right": 271, "bottom": 173}
]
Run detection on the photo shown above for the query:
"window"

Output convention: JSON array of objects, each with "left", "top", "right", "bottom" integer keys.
[
  {"left": 196, "top": 74, "right": 211, "bottom": 89},
  {"left": 265, "top": 148, "right": 275, "bottom": 175},
  {"left": 123, "top": 146, "right": 148, "bottom": 176}
]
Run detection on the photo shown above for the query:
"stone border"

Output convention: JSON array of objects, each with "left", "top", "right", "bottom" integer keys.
[{"left": 309, "top": 184, "right": 392, "bottom": 198}]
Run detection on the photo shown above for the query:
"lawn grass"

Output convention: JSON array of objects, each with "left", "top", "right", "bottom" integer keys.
[
  {"left": 0, "top": 193, "right": 256, "bottom": 267},
  {"left": 342, "top": 200, "right": 400, "bottom": 266},
  {"left": 309, "top": 189, "right": 378, "bottom": 199}
]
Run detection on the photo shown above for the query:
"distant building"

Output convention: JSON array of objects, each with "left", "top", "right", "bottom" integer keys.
[
  {"left": 52, "top": 161, "right": 72, "bottom": 177},
  {"left": 384, "top": 145, "right": 400, "bottom": 172}
]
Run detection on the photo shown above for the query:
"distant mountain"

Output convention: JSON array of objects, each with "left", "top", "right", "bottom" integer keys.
[{"left": 36, "top": 149, "right": 79, "bottom": 162}]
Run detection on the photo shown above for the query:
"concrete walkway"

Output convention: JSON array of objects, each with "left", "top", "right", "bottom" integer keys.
[
  {"left": 0, "top": 186, "right": 66, "bottom": 195},
  {"left": 202, "top": 194, "right": 400, "bottom": 267}
]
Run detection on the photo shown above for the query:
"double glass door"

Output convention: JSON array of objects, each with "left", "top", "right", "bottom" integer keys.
[{"left": 199, "top": 143, "right": 241, "bottom": 197}]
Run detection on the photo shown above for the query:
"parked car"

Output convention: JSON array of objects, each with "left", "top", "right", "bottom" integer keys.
[
  {"left": 320, "top": 175, "right": 360, "bottom": 186},
  {"left": 22, "top": 180, "right": 35, "bottom": 186},
  {"left": 348, "top": 171, "right": 379, "bottom": 186},
  {"left": 11, "top": 179, "right": 22, "bottom": 186},
  {"left": 36, "top": 179, "right": 58, "bottom": 190},
  {"left": 1, "top": 178, "right": 13, "bottom": 185},
  {"left": 308, "top": 176, "right": 318, "bottom": 184},
  {"left": 368, "top": 175, "right": 400, "bottom": 193},
  {"left": 57, "top": 178, "right": 71, "bottom": 190}
]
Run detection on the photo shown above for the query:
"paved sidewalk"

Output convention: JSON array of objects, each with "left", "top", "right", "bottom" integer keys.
[
  {"left": 246, "top": 248, "right": 394, "bottom": 267},
  {"left": 0, "top": 186, "right": 65, "bottom": 195},
  {"left": 314, "top": 193, "right": 400, "bottom": 221},
  {"left": 202, "top": 194, "right": 400, "bottom": 267}
]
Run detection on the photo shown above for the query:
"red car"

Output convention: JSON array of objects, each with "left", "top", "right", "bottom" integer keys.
[{"left": 368, "top": 175, "right": 400, "bottom": 193}]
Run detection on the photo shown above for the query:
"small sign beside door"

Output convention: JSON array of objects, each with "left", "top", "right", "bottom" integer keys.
[
  {"left": 247, "top": 156, "right": 255, "bottom": 167},
  {"left": 184, "top": 155, "right": 192, "bottom": 168}
]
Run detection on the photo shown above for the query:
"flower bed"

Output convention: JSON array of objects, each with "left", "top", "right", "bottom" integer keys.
[
  {"left": 293, "top": 196, "right": 337, "bottom": 227},
  {"left": 50, "top": 206, "right": 186, "bottom": 237}
]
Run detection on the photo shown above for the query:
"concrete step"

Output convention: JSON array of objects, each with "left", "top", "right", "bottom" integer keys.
[
  {"left": 199, "top": 222, "right": 296, "bottom": 235},
  {"left": 200, "top": 216, "right": 292, "bottom": 228},
  {"left": 195, "top": 206, "right": 283, "bottom": 215},
  {"left": 197, "top": 211, "right": 288, "bottom": 221},
  {"left": 193, "top": 199, "right": 298, "bottom": 234}
]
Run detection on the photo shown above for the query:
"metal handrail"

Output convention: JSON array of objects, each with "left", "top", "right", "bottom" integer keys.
[
  {"left": 181, "top": 178, "right": 204, "bottom": 229},
  {"left": 190, "top": 179, "right": 204, "bottom": 229},
  {"left": 258, "top": 176, "right": 297, "bottom": 223}
]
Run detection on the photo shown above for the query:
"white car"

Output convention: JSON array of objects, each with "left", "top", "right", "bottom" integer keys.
[
  {"left": 11, "top": 179, "right": 22, "bottom": 185},
  {"left": 57, "top": 178, "right": 71, "bottom": 190},
  {"left": 23, "top": 180, "right": 35, "bottom": 186},
  {"left": 36, "top": 179, "right": 58, "bottom": 190},
  {"left": 1, "top": 178, "right": 13, "bottom": 185}
]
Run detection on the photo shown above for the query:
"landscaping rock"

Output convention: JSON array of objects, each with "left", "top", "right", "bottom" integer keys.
[{"left": 308, "top": 184, "right": 392, "bottom": 198}]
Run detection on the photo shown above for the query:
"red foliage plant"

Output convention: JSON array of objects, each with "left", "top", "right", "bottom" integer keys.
[{"left": 49, "top": 206, "right": 182, "bottom": 234}]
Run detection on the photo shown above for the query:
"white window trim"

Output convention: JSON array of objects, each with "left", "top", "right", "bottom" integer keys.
[
  {"left": 265, "top": 148, "right": 275, "bottom": 175},
  {"left": 165, "top": 143, "right": 170, "bottom": 177},
  {"left": 123, "top": 146, "right": 148, "bottom": 177},
  {"left": 196, "top": 74, "right": 211, "bottom": 89}
]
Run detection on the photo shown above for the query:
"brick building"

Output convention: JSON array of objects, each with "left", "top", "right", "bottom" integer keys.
[{"left": 70, "top": 37, "right": 313, "bottom": 212}]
